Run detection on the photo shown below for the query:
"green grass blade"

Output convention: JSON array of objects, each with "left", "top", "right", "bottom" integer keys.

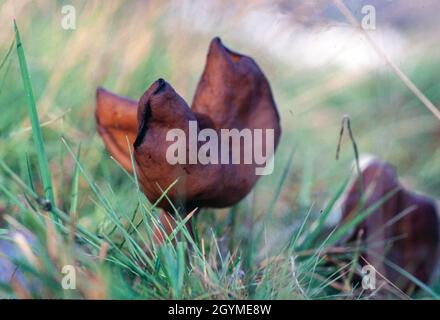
[
  {"left": 266, "top": 145, "right": 296, "bottom": 219},
  {"left": 0, "top": 158, "right": 38, "bottom": 200},
  {"left": 25, "top": 153, "right": 35, "bottom": 193},
  {"left": 326, "top": 187, "right": 400, "bottom": 246},
  {"left": 298, "top": 176, "right": 350, "bottom": 251},
  {"left": 14, "top": 21, "right": 56, "bottom": 216},
  {"left": 0, "top": 39, "right": 14, "bottom": 72},
  {"left": 69, "top": 144, "right": 81, "bottom": 216}
]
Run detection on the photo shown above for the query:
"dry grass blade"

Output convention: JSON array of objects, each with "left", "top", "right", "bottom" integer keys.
[{"left": 333, "top": 0, "right": 440, "bottom": 121}]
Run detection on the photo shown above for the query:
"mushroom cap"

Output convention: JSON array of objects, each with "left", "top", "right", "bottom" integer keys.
[
  {"left": 340, "top": 158, "right": 439, "bottom": 291},
  {"left": 96, "top": 87, "right": 138, "bottom": 172},
  {"left": 96, "top": 38, "right": 281, "bottom": 211}
]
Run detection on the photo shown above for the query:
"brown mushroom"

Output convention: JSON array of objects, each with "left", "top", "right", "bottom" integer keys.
[
  {"left": 339, "top": 157, "right": 439, "bottom": 292},
  {"left": 95, "top": 37, "right": 281, "bottom": 246},
  {"left": 96, "top": 88, "right": 138, "bottom": 173}
]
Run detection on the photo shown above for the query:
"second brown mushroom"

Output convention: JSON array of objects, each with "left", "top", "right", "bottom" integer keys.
[
  {"left": 337, "top": 157, "right": 439, "bottom": 293},
  {"left": 95, "top": 37, "right": 281, "bottom": 247}
]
